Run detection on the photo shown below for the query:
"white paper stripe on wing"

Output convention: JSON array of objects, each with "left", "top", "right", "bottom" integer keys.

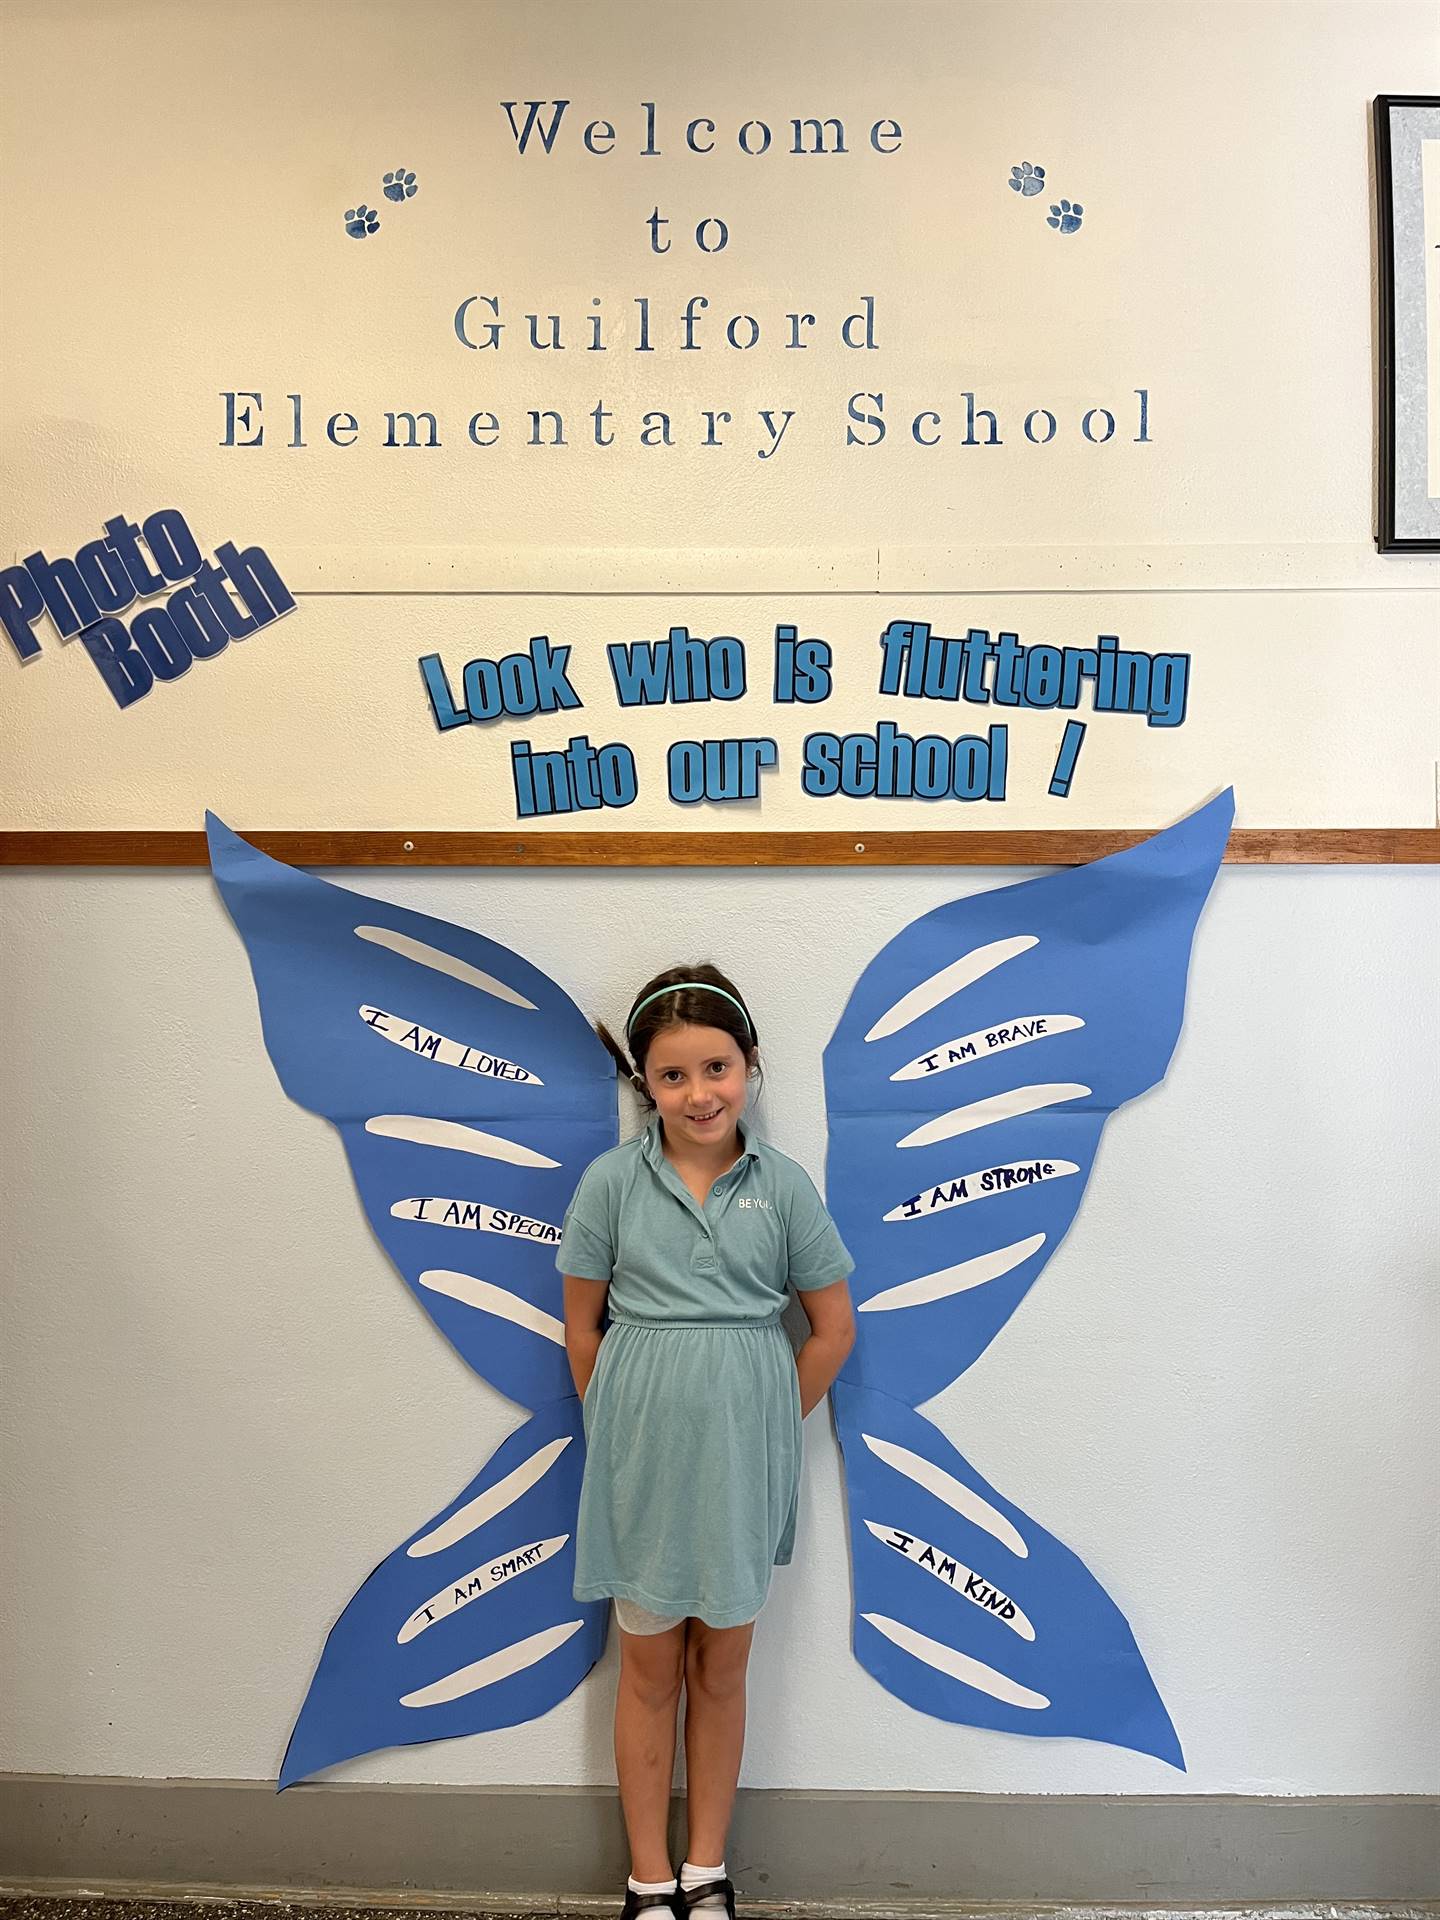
[
  {"left": 355, "top": 925, "right": 538, "bottom": 1009},
  {"left": 864, "top": 937, "right": 1037, "bottom": 1043},
  {"left": 365, "top": 1116, "right": 560, "bottom": 1168},
  {"left": 891, "top": 1014, "right": 1085, "bottom": 1081},
  {"left": 399, "top": 1534, "right": 570, "bottom": 1642},
  {"left": 408, "top": 1436, "right": 572, "bottom": 1557},
  {"left": 864, "top": 1520, "right": 1035, "bottom": 1640},
  {"left": 399, "top": 1620, "right": 585, "bottom": 1707},
  {"left": 359, "top": 1007, "right": 542, "bottom": 1085},
  {"left": 897, "top": 1084, "right": 1091, "bottom": 1149},
  {"left": 883, "top": 1158, "right": 1078, "bottom": 1222},
  {"left": 862, "top": 1612, "right": 1049, "bottom": 1710},
  {"left": 419, "top": 1270, "right": 566, "bottom": 1345},
  {"left": 861, "top": 1433, "right": 1028, "bottom": 1558},
  {"left": 391, "top": 1197, "right": 563, "bottom": 1246},
  {"left": 859, "top": 1234, "right": 1045, "bottom": 1313}
]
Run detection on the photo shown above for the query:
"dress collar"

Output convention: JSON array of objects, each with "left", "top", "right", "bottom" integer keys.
[{"left": 640, "top": 1110, "right": 760, "bottom": 1172}]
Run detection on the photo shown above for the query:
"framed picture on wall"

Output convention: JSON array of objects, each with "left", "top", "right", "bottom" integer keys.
[{"left": 1374, "top": 94, "right": 1440, "bottom": 551}]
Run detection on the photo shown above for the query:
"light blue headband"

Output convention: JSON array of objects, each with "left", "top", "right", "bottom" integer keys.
[{"left": 626, "top": 981, "right": 755, "bottom": 1042}]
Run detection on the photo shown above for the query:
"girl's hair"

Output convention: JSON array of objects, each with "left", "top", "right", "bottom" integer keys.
[{"left": 596, "top": 963, "right": 759, "bottom": 1107}]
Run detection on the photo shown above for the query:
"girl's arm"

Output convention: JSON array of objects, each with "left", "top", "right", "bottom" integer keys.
[
  {"left": 563, "top": 1273, "right": 610, "bottom": 1400},
  {"left": 794, "top": 1276, "right": 857, "bottom": 1417}
]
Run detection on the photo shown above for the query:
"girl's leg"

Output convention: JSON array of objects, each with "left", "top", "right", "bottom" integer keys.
[
  {"left": 615, "top": 1620, "right": 687, "bottom": 1882},
  {"left": 681, "top": 1618, "right": 757, "bottom": 1867}
]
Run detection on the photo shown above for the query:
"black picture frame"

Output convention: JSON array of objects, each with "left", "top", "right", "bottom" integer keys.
[{"left": 1374, "top": 95, "right": 1440, "bottom": 552}]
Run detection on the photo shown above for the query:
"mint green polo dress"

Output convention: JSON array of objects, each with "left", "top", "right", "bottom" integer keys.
[{"left": 556, "top": 1115, "right": 854, "bottom": 1628}]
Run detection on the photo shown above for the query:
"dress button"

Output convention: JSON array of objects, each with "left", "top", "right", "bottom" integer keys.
[{"left": 713, "top": 1184, "right": 723, "bottom": 1195}]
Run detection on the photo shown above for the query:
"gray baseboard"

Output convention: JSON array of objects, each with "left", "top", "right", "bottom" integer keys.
[{"left": 1, "top": 1777, "right": 1436, "bottom": 1909}]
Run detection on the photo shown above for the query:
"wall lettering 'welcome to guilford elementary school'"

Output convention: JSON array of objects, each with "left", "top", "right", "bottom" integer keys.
[{"left": 220, "top": 98, "right": 1153, "bottom": 462}]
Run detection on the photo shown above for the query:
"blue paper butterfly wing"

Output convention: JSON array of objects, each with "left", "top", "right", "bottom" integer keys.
[
  {"left": 833, "top": 1385, "right": 1183, "bottom": 1767},
  {"left": 338, "top": 1115, "right": 608, "bottom": 1409},
  {"left": 823, "top": 792, "right": 1233, "bottom": 1763},
  {"left": 207, "top": 816, "right": 617, "bottom": 1780},
  {"left": 825, "top": 791, "right": 1234, "bottom": 1406},
  {"left": 279, "top": 1396, "right": 607, "bottom": 1786},
  {"left": 207, "top": 814, "right": 616, "bottom": 1404}
]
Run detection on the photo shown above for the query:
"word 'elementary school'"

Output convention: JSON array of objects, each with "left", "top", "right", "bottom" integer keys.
[{"left": 220, "top": 387, "right": 1152, "bottom": 461}]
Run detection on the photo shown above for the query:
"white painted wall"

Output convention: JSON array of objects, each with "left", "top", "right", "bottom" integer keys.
[
  {"left": 2, "top": 0, "right": 1436, "bottom": 1809},
  {"left": 2, "top": 862, "right": 1436, "bottom": 1794}
]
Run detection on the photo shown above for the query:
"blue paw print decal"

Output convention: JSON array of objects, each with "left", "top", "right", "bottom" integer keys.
[
  {"left": 1009, "top": 161, "right": 1046, "bottom": 196},
  {"left": 344, "top": 204, "right": 380, "bottom": 239},
  {"left": 383, "top": 167, "right": 418, "bottom": 203},
  {"left": 1048, "top": 199, "right": 1084, "bottom": 234}
]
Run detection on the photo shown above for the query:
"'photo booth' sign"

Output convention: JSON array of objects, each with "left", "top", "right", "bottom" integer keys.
[{"left": 1, "top": 510, "right": 293, "bottom": 705}]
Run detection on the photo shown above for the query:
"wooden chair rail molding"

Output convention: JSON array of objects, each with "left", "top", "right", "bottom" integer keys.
[{"left": 1, "top": 828, "right": 1437, "bottom": 867}]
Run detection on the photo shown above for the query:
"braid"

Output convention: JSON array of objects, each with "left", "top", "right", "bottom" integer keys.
[{"left": 595, "top": 1019, "right": 655, "bottom": 1106}]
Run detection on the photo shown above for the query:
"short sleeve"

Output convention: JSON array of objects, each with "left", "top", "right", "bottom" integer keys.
[
  {"left": 785, "top": 1166, "right": 855, "bottom": 1293},
  {"left": 555, "top": 1163, "right": 614, "bottom": 1282}
]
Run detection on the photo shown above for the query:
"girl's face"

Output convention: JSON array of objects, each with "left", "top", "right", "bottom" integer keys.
[{"left": 643, "top": 1021, "right": 753, "bottom": 1154}]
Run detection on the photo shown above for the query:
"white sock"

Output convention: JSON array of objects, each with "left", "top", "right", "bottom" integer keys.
[
  {"left": 680, "top": 1860, "right": 728, "bottom": 1908},
  {"left": 628, "top": 1873, "right": 679, "bottom": 1896}
]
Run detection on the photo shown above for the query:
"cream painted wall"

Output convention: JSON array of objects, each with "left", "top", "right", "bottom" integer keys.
[
  {"left": 3, "top": 590, "right": 1437, "bottom": 831},
  {"left": 0, "top": 0, "right": 1428, "bottom": 557},
  {"left": 3, "top": 0, "right": 1439, "bottom": 829},
  {"left": 1, "top": 862, "right": 1436, "bottom": 1793}
]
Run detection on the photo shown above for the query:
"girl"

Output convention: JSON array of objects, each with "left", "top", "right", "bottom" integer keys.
[{"left": 558, "top": 964, "right": 856, "bottom": 1920}]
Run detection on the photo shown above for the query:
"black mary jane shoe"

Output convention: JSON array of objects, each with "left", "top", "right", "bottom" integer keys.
[
  {"left": 679, "top": 1878, "right": 737, "bottom": 1919},
  {"left": 619, "top": 1887, "right": 684, "bottom": 1920}
]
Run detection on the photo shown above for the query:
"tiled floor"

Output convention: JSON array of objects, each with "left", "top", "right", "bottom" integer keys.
[
  {"left": 0, "top": 1896, "right": 865, "bottom": 1920},
  {"left": 2, "top": 1905, "right": 602, "bottom": 1920}
]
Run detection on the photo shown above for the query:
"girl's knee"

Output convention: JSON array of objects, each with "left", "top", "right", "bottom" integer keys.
[
  {"left": 684, "top": 1621, "right": 754, "bottom": 1699},
  {"left": 619, "top": 1625, "right": 685, "bottom": 1711}
]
